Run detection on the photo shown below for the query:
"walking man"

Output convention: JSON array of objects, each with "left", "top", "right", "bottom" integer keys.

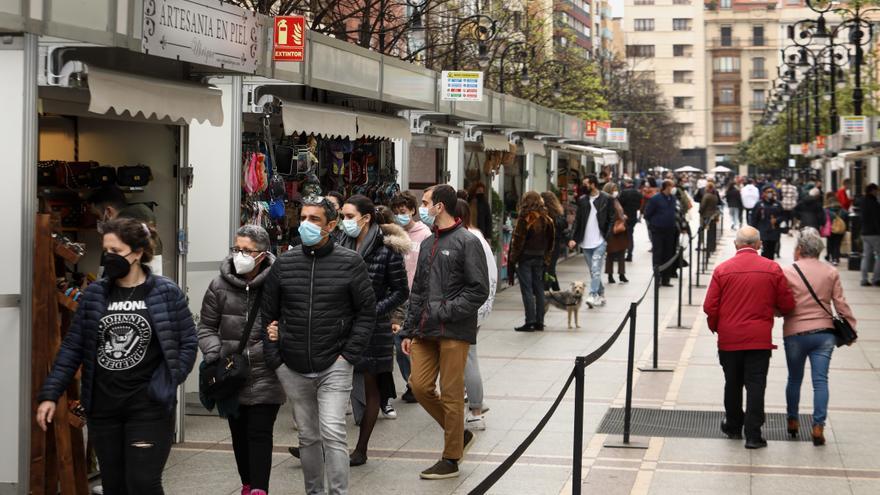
[
  {"left": 643, "top": 179, "right": 678, "bottom": 287},
  {"left": 752, "top": 186, "right": 784, "bottom": 260},
  {"left": 262, "top": 195, "right": 377, "bottom": 495},
  {"left": 703, "top": 226, "right": 795, "bottom": 449},
  {"left": 401, "top": 184, "right": 489, "bottom": 480},
  {"left": 741, "top": 179, "right": 760, "bottom": 226},
  {"left": 618, "top": 178, "right": 643, "bottom": 262},
  {"left": 568, "top": 174, "right": 616, "bottom": 307},
  {"left": 860, "top": 183, "right": 880, "bottom": 287},
  {"left": 779, "top": 178, "right": 799, "bottom": 234}
]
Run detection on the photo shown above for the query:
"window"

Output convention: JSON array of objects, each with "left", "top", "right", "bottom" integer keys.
[
  {"left": 673, "top": 19, "right": 692, "bottom": 31},
  {"left": 634, "top": 19, "right": 654, "bottom": 31},
  {"left": 752, "top": 90, "right": 766, "bottom": 109},
  {"left": 673, "top": 97, "right": 693, "bottom": 109},
  {"left": 673, "top": 70, "right": 693, "bottom": 83},
  {"left": 753, "top": 25, "right": 765, "bottom": 46},
  {"left": 673, "top": 44, "right": 693, "bottom": 57},
  {"left": 626, "top": 45, "right": 655, "bottom": 58},
  {"left": 713, "top": 56, "right": 740, "bottom": 72},
  {"left": 720, "top": 26, "right": 732, "bottom": 46},
  {"left": 714, "top": 116, "right": 741, "bottom": 137},
  {"left": 634, "top": 0, "right": 654, "bottom": 4},
  {"left": 720, "top": 0, "right": 732, "bottom": 8},
  {"left": 751, "top": 57, "right": 766, "bottom": 78},
  {"left": 718, "top": 87, "right": 736, "bottom": 105}
]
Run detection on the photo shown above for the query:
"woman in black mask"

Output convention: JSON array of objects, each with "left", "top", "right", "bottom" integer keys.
[{"left": 36, "top": 217, "right": 198, "bottom": 495}]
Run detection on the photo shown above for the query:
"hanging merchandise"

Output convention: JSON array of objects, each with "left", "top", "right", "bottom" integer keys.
[{"left": 116, "top": 165, "right": 153, "bottom": 188}]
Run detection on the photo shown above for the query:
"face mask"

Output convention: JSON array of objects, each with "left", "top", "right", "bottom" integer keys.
[
  {"left": 342, "top": 218, "right": 362, "bottom": 238},
  {"left": 395, "top": 213, "right": 411, "bottom": 227},
  {"left": 102, "top": 252, "right": 134, "bottom": 280},
  {"left": 612, "top": 192, "right": 619, "bottom": 198},
  {"left": 670, "top": 187, "right": 678, "bottom": 196},
  {"left": 299, "top": 221, "right": 325, "bottom": 247},
  {"left": 419, "top": 206, "right": 436, "bottom": 227},
  {"left": 233, "top": 251, "right": 257, "bottom": 275}
]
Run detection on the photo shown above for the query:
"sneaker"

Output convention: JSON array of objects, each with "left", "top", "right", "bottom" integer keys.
[
  {"left": 402, "top": 387, "right": 418, "bottom": 403},
  {"left": 585, "top": 295, "right": 596, "bottom": 308},
  {"left": 420, "top": 459, "right": 459, "bottom": 480},
  {"left": 241, "top": 484, "right": 251, "bottom": 495},
  {"left": 463, "top": 429, "right": 475, "bottom": 453},
  {"left": 381, "top": 401, "right": 398, "bottom": 419},
  {"left": 596, "top": 295, "right": 606, "bottom": 307},
  {"left": 514, "top": 323, "right": 535, "bottom": 332},
  {"left": 466, "top": 412, "right": 486, "bottom": 431}
]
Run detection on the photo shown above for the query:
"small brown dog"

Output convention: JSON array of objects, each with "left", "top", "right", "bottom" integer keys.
[{"left": 543, "top": 281, "right": 586, "bottom": 328}]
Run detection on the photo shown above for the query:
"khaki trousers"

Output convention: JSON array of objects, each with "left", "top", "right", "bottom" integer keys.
[{"left": 409, "top": 337, "right": 470, "bottom": 460}]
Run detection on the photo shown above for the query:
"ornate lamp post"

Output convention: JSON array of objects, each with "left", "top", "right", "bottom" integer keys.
[
  {"left": 451, "top": 15, "right": 498, "bottom": 70},
  {"left": 498, "top": 41, "right": 531, "bottom": 93}
]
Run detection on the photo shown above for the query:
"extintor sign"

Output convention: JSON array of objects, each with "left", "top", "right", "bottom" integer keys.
[{"left": 274, "top": 16, "right": 306, "bottom": 61}]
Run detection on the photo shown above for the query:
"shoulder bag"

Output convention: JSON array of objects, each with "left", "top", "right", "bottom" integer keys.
[
  {"left": 199, "top": 286, "right": 264, "bottom": 400},
  {"left": 792, "top": 264, "right": 857, "bottom": 347}
]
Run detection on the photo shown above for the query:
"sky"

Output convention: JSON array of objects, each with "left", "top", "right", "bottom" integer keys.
[{"left": 610, "top": 0, "right": 623, "bottom": 17}]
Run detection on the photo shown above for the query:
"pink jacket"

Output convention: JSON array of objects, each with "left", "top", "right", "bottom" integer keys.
[
  {"left": 403, "top": 220, "right": 432, "bottom": 289},
  {"left": 781, "top": 258, "right": 857, "bottom": 337}
]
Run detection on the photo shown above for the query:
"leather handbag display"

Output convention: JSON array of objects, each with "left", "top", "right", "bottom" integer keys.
[
  {"left": 793, "top": 264, "right": 858, "bottom": 347},
  {"left": 116, "top": 165, "right": 152, "bottom": 187}
]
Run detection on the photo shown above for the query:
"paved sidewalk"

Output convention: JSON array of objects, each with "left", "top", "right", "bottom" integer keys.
[{"left": 163, "top": 216, "right": 880, "bottom": 494}]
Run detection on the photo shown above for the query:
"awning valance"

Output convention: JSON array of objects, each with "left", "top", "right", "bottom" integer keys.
[
  {"left": 357, "top": 114, "right": 412, "bottom": 141},
  {"left": 482, "top": 133, "right": 511, "bottom": 151},
  {"left": 86, "top": 67, "right": 224, "bottom": 126},
  {"left": 522, "top": 139, "right": 546, "bottom": 156},
  {"left": 281, "top": 100, "right": 358, "bottom": 139}
]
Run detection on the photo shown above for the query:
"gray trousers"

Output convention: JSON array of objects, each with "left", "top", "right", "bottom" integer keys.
[
  {"left": 465, "top": 344, "right": 484, "bottom": 410},
  {"left": 276, "top": 360, "right": 353, "bottom": 495},
  {"left": 862, "top": 235, "right": 880, "bottom": 284}
]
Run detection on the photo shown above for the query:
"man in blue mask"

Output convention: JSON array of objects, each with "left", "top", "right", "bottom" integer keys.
[{"left": 262, "top": 195, "right": 376, "bottom": 495}]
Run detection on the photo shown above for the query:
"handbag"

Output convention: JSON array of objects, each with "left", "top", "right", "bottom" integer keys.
[
  {"left": 613, "top": 215, "right": 627, "bottom": 235},
  {"left": 792, "top": 264, "right": 857, "bottom": 347},
  {"left": 117, "top": 165, "right": 152, "bottom": 187},
  {"left": 819, "top": 210, "right": 832, "bottom": 238},
  {"left": 199, "top": 287, "right": 264, "bottom": 400},
  {"left": 89, "top": 166, "right": 118, "bottom": 188}
]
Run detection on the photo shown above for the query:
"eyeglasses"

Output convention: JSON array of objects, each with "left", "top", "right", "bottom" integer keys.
[{"left": 230, "top": 247, "right": 262, "bottom": 256}]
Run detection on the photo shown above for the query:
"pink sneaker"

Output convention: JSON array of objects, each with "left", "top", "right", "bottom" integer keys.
[
  {"left": 241, "top": 485, "right": 251, "bottom": 495},
  {"left": 250, "top": 490, "right": 267, "bottom": 495}
]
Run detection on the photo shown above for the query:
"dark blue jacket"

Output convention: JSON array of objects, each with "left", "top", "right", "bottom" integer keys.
[
  {"left": 644, "top": 192, "right": 677, "bottom": 230},
  {"left": 37, "top": 274, "right": 198, "bottom": 414}
]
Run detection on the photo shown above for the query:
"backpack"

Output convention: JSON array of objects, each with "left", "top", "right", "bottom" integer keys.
[{"left": 831, "top": 213, "right": 847, "bottom": 235}]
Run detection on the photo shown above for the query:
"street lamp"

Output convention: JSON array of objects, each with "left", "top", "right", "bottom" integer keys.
[
  {"left": 451, "top": 14, "right": 498, "bottom": 70},
  {"left": 498, "top": 41, "right": 531, "bottom": 93}
]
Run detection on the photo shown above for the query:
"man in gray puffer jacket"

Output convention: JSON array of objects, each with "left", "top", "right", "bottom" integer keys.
[
  {"left": 198, "top": 225, "right": 284, "bottom": 495},
  {"left": 401, "top": 184, "right": 489, "bottom": 481}
]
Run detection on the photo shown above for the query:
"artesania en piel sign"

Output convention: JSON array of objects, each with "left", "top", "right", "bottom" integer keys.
[{"left": 273, "top": 16, "right": 306, "bottom": 62}]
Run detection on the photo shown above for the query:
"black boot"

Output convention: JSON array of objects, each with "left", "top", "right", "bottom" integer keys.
[
  {"left": 608, "top": 275, "right": 616, "bottom": 284},
  {"left": 619, "top": 274, "right": 629, "bottom": 283},
  {"left": 515, "top": 323, "right": 535, "bottom": 332}
]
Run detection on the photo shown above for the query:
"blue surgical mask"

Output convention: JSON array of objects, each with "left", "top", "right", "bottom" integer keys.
[
  {"left": 342, "top": 218, "right": 362, "bottom": 238},
  {"left": 395, "top": 213, "right": 411, "bottom": 227},
  {"left": 419, "top": 206, "right": 435, "bottom": 227},
  {"left": 298, "top": 220, "right": 325, "bottom": 246}
]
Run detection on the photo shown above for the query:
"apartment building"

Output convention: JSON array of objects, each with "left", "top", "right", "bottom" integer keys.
[
  {"left": 622, "top": 0, "right": 708, "bottom": 169},
  {"left": 554, "top": 0, "right": 615, "bottom": 58}
]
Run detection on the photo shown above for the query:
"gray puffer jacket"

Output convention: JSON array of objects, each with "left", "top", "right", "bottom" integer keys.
[{"left": 198, "top": 255, "right": 285, "bottom": 406}]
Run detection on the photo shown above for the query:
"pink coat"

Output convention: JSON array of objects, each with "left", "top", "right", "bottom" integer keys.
[
  {"left": 403, "top": 220, "right": 432, "bottom": 289},
  {"left": 782, "top": 258, "right": 857, "bottom": 337}
]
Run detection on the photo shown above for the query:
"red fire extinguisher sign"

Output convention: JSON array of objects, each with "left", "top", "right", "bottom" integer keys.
[{"left": 274, "top": 16, "right": 306, "bottom": 62}]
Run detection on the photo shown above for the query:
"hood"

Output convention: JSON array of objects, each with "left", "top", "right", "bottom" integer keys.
[
  {"left": 380, "top": 223, "right": 412, "bottom": 255},
  {"left": 220, "top": 252, "right": 276, "bottom": 289}
]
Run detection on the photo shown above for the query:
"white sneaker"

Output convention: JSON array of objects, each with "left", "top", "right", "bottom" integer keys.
[
  {"left": 381, "top": 400, "right": 398, "bottom": 419},
  {"left": 597, "top": 296, "right": 606, "bottom": 307},
  {"left": 466, "top": 412, "right": 486, "bottom": 431},
  {"left": 585, "top": 295, "right": 596, "bottom": 308}
]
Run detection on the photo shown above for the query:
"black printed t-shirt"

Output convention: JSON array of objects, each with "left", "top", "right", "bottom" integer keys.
[{"left": 91, "top": 283, "right": 163, "bottom": 417}]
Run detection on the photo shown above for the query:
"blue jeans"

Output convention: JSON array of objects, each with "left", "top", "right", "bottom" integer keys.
[
  {"left": 582, "top": 241, "right": 607, "bottom": 296},
  {"left": 517, "top": 257, "right": 546, "bottom": 325},
  {"left": 728, "top": 207, "right": 741, "bottom": 230},
  {"left": 784, "top": 331, "right": 835, "bottom": 426}
]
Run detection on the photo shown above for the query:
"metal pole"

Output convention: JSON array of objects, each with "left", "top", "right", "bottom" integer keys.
[
  {"left": 676, "top": 247, "right": 684, "bottom": 327},
  {"left": 695, "top": 229, "right": 702, "bottom": 286},
  {"left": 652, "top": 266, "right": 660, "bottom": 368},
  {"left": 624, "top": 303, "right": 637, "bottom": 443},
  {"left": 572, "top": 356, "right": 586, "bottom": 495},
  {"left": 688, "top": 233, "right": 694, "bottom": 304}
]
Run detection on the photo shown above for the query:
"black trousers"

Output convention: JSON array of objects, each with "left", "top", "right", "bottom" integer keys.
[
  {"left": 718, "top": 349, "right": 771, "bottom": 441},
  {"left": 651, "top": 228, "right": 677, "bottom": 283},
  {"left": 762, "top": 239, "right": 778, "bottom": 260},
  {"left": 228, "top": 403, "right": 281, "bottom": 491},
  {"left": 625, "top": 222, "right": 636, "bottom": 260},
  {"left": 89, "top": 407, "right": 174, "bottom": 495},
  {"left": 827, "top": 233, "right": 844, "bottom": 262}
]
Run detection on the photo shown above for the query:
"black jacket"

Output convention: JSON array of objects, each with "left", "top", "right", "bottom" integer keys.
[
  {"left": 725, "top": 188, "right": 742, "bottom": 208},
  {"left": 570, "top": 191, "right": 617, "bottom": 245},
  {"left": 402, "top": 220, "right": 489, "bottom": 344},
  {"left": 198, "top": 255, "right": 284, "bottom": 406},
  {"left": 470, "top": 196, "right": 493, "bottom": 242},
  {"left": 860, "top": 194, "right": 880, "bottom": 235},
  {"left": 795, "top": 196, "right": 825, "bottom": 230},
  {"left": 37, "top": 274, "right": 198, "bottom": 414},
  {"left": 340, "top": 223, "right": 410, "bottom": 374},
  {"left": 753, "top": 199, "right": 784, "bottom": 242},
  {"left": 262, "top": 240, "right": 376, "bottom": 374},
  {"left": 618, "top": 188, "right": 642, "bottom": 225}
]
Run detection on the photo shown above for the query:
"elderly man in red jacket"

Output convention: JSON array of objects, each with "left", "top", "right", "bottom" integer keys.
[{"left": 703, "top": 226, "right": 795, "bottom": 449}]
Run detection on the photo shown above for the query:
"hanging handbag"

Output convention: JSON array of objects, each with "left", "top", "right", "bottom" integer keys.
[
  {"left": 819, "top": 209, "right": 832, "bottom": 238},
  {"left": 89, "top": 166, "right": 118, "bottom": 188},
  {"left": 792, "top": 264, "right": 857, "bottom": 347},
  {"left": 199, "top": 287, "right": 264, "bottom": 400},
  {"left": 117, "top": 165, "right": 152, "bottom": 187},
  {"left": 613, "top": 215, "right": 627, "bottom": 235}
]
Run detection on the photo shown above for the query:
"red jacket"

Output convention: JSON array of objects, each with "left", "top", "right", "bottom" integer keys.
[
  {"left": 836, "top": 187, "right": 852, "bottom": 211},
  {"left": 703, "top": 248, "right": 795, "bottom": 351}
]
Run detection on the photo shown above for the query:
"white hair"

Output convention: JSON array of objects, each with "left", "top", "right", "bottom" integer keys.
[{"left": 796, "top": 227, "right": 825, "bottom": 258}]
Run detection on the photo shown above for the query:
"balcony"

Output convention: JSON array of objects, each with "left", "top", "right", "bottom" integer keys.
[
  {"left": 750, "top": 102, "right": 766, "bottom": 111},
  {"left": 713, "top": 133, "right": 742, "bottom": 143},
  {"left": 712, "top": 70, "right": 742, "bottom": 81},
  {"left": 709, "top": 38, "right": 742, "bottom": 49},
  {"left": 750, "top": 69, "right": 768, "bottom": 79}
]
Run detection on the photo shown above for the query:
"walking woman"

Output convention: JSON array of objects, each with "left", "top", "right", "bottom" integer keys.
[
  {"left": 198, "top": 225, "right": 284, "bottom": 495},
  {"left": 782, "top": 228, "right": 857, "bottom": 446},
  {"left": 509, "top": 191, "right": 555, "bottom": 332},
  {"left": 602, "top": 183, "right": 630, "bottom": 284},
  {"left": 823, "top": 191, "right": 846, "bottom": 265},
  {"left": 36, "top": 217, "right": 198, "bottom": 494},
  {"left": 339, "top": 195, "right": 409, "bottom": 465},
  {"left": 541, "top": 191, "right": 568, "bottom": 291}
]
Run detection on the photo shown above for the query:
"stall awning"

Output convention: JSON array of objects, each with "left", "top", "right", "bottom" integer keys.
[
  {"left": 837, "top": 148, "right": 880, "bottom": 161},
  {"left": 482, "top": 133, "right": 511, "bottom": 151},
  {"left": 86, "top": 67, "right": 224, "bottom": 126},
  {"left": 522, "top": 139, "right": 546, "bottom": 156},
  {"left": 357, "top": 114, "right": 412, "bottom": 141},
  {"left": 281, "top": 100, "right": 358, "bottom": 139}
]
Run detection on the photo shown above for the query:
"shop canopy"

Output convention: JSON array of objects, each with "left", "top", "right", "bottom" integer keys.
[
  {"left": 481, "top": 133, "right": 512, "bottom": 151},
  {"left": 356, "top": 113, "right": 412, "bottom": 142},
  {"left": 280, "top": 100, "right": 358, "bottom": 139},
  {"left": 85, "top": 66, "right": 224, "bottom": 126},
  {"left": 562, "top": 144, "right": 618, "bottom": 163},
  {"left": 522, "top": 139, "right": 547, "bottom": 156}
]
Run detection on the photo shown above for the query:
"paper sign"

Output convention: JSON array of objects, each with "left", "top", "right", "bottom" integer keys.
[
  {"left": 274, "top": 16, "right": 306, "bottom": 61},
  {"left": 841, "top": 115, "right": 867, "bottom": 136},
  {"left": 441, "top": 71, "right": 484, "bottom": 102},
  {"left": 607, "top": 128, "right": 628, "bottom": 143}
]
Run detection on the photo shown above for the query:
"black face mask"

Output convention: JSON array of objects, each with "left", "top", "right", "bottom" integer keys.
[{"left": 102, "top": 252, "right": 134, "bottom": 280}]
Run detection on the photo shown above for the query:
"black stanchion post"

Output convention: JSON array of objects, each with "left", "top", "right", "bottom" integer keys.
[
  {"left": 605, "top": 304, "right": 648, "bottom": 449},
  {"left": 687, "top": 232, "right": 695, "bottom": 305},
  {"left": 695, "top": 228, "right": 703, "bottom": 287},
  {"left": 640, "top": 266, "right": 673, "bottom": 373},
  {"left": 672, "top": 247, "right": 690, "bottom": 329},
  {"left": 572, "top": 356, "right": 586, "bottom": 495}
]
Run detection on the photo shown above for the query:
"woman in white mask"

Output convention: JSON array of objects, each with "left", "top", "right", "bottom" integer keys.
[{"left": 197, "top": 224, "right": 284, "bottom": 495}]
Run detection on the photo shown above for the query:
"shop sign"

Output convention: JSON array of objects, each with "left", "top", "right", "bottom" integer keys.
[
  {"left": 584, "top": 120, "right": 598, "bottom": 139},
  {"left": 273, "top": 16, "right": 306, "bottom": 61},
  {"left": 441, "top": 71, "right": 484, "bottom": 101},
  {"left": 606, "top": 127, "right": 627, "bottom": 143},
  {"left": 789, "top": 144, "right": 803, "bottom": 155},
  {"left": 841, "top": 115, "right": 867, "bottom": 136},
  {"left": 816, "top": 135, "right": 826, "bottom": 152},
  {"left": 142, "top": 0, "right": 264, "bottom": 72}
]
